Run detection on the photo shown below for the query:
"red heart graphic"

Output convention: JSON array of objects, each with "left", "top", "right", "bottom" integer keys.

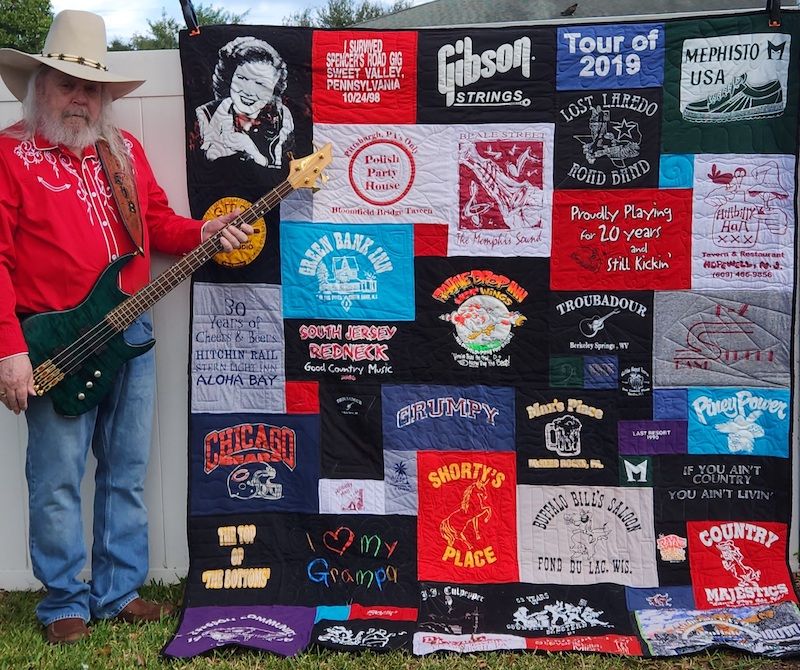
[{"left": 323, "top": 526, "right": 355, "bottom": 556}]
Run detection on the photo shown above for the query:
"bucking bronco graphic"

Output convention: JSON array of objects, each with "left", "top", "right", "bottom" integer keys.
[{"left": 440, "top": 479, "right": 493, "bottom": 550}]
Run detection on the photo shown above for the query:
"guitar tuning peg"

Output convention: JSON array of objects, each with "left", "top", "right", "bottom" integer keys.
[
  {"left": 321, "top": 173, "right": 329, "bottom": 185},
  {"left": 286, "top": 151, "right": 295, "bottom": 161}
]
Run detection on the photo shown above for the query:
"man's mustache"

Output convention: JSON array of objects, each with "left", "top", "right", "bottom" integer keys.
[{"left": 62, "top": 106, "right": 89, "bottom": 120}]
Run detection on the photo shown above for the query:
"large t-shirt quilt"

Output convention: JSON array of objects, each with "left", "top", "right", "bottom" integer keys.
[{"left": 164, "top": 9, "right": 800, "bottom": 659}]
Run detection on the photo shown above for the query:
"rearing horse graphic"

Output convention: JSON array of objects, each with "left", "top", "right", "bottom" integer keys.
[{"left": 439, "top": 479, "right": 493, "bottom": 550}]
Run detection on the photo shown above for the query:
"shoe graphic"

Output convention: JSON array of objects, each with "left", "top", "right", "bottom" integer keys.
[{"left": 683, "top": 73, "right": 785, "bottom": 123}]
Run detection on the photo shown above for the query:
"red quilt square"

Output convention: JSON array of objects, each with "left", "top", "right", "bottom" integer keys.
[
  {"left": 312, "top": 30, "right": 418, "bottom": 124},
  {"left": 687, "top": 520, "right": 796, "bottom": 609},
  {"left": 551, "top": 188, "right": 692, "bottom": 290},
  {"left": 285, "top": 380, "right": 319, "bottom": 413},
  {"left": 417, "top": 451, "right": 518, "bottom": 583}
]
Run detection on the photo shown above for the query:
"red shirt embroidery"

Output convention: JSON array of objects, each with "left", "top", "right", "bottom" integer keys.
[{"left": 0, "top": 127, "right": 203, "bottom": 358}]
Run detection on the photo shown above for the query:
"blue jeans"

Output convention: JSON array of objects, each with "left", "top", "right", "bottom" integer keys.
[{"left": 25, "top": 315, "right": 156, "bottom": 626}]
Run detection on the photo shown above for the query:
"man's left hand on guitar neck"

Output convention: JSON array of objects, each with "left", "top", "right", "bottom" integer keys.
[{"left": 200, "top": 210, "right": 253, "bottom": 251}]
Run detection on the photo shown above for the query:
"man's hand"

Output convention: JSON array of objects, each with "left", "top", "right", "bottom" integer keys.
[
  {"left": 0, "top": 354, "right": 36, "bottom": 414},
  {"left": 201, "top": 211, "right": 254, "bottom": 252}
]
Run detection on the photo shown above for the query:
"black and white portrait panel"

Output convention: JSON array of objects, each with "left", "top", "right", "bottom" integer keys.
[{"left": 196, "top": 36, "right": 295, "bottom": 169}]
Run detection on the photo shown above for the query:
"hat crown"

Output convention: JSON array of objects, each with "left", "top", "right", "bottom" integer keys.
[
  {"left": 42, "top": 10, "right": 109, "bottom": 68},
  {"left": 0, "top": 9, "right": 144, "bottom": 102}
]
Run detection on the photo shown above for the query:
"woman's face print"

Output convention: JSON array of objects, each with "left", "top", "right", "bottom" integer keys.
[{"left": 230, "top": 60, "right": 280, "bottom": 118}]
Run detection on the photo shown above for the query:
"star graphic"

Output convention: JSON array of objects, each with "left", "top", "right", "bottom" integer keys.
[{"left": 611, "top": 118, "right": 637, "bottom": 140}]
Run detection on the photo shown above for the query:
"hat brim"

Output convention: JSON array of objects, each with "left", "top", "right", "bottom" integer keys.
[{"left": 0, "top": 48, "right": 144, "bottom": 102}]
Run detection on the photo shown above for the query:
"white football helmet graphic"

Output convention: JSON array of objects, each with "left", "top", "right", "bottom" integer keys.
[{"left": 227, "top": 462, "right": 283, "bottom": 500}]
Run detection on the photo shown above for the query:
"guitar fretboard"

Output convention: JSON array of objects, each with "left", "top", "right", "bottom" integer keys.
[{"left": 106, "top": 180, "right": 294, "bottom": 331}]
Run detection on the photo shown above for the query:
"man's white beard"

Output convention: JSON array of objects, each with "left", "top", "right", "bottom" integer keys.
[{"left": 37, "top": 106, "right": 101, "bottom": 149}]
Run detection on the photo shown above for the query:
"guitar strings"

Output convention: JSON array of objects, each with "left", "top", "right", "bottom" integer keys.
[{"left": 34, "top": 182, "right": 293, "bottom": 393}]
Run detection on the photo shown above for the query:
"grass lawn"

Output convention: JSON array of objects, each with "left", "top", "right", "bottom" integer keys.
[{"left": 0, "top": 583, "right": 794, "bottom": 670}]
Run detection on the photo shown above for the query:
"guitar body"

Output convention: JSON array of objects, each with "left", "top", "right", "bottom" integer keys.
[
  {"left": 22, "top": 255, "right": 154, "bottom": 417},
  {"left": 578, "top": 316, "right": 603, "bottom": 338}
]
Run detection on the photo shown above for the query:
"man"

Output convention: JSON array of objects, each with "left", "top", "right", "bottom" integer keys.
[{"left": 0, "top": 10, "right": 252, "bottom": 644}]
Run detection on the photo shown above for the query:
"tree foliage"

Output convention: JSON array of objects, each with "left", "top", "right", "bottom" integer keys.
[
  {"left": 0, "top": 0, "right": 53, "bottom": 52},
  {"left": 284, "top": 0, "right": 412, "bottom": 28},
  {"left": 109, "top": 4, "right": 247, "bottom": 51}
]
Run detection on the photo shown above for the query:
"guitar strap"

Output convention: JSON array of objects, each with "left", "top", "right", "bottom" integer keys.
[{"left": 95, "top": 139, "right": 144, "bottom": 254}]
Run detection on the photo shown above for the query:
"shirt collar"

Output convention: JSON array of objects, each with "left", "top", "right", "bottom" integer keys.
[{"left": 31, "top": 133, "right": 98, "bottom": 160}]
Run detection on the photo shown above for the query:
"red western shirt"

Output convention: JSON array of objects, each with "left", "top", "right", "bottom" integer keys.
[{"left": 0, "top": 126, "right": 203, "bottom": 359}]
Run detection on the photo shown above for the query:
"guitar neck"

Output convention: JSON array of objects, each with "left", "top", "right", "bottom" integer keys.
[{"left": 107, "top": 179, "right": 294, "bottom": 330}]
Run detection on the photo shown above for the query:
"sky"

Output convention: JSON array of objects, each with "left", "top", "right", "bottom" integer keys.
[{"left": 51, "top": 0, "right": 429, "bottom": 41}]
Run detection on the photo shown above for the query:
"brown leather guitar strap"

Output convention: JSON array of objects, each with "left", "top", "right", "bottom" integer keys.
[{"left": 96, "top": 139, "right": 144, "bottom": 254}]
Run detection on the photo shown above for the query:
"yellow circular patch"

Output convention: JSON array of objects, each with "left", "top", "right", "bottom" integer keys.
[{"left": 203, "top": 196, "right": 267, "bottom": 268}]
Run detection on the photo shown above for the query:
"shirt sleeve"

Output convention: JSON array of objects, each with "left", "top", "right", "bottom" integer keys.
[
  {"left": 126, "top": 133, "right": 204, "bottom": 255},
  {"left": 0, "top": 147, "right": 27, "bottom": 359}
]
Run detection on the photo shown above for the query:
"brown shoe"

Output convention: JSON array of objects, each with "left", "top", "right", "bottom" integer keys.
[
  {"left": 116, "top": 597, "right": 175, "bottom": 623},
  {"left": 45, "top": 617, "right": 89, "bottom": 644}
]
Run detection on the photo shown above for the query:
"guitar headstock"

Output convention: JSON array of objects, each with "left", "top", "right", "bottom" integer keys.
[{"left": 287, "top": 143, "right": 332, "bottom": 191}]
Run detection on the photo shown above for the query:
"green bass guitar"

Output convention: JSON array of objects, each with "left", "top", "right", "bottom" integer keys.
[{"left": 22, "top": 145, "right": 331, "bottom": 416}]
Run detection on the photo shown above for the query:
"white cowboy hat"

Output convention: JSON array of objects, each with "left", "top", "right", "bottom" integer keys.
[{"left": 0, "top": 9, "right": 144, "bottom": 102}]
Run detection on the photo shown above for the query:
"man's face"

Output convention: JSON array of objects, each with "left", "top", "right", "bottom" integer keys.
[
  {"left": 230, "top": 60, "right": 279, "bottom": 118},
  {"left": 36, "top": 70, "right": 103, "bottom": 147}
]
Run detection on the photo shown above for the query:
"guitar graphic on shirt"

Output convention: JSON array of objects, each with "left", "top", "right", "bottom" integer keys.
[
  {"left": 578, "top": 309, "right": 620, "bottom": 338},
  {"left": 21, "top": 145, "right": 332, "bottom": 417}
]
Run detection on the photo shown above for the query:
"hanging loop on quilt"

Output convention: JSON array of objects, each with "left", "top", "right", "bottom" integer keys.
[{"left": 766, "top": 0, "right": 781, "bottom": 28}]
